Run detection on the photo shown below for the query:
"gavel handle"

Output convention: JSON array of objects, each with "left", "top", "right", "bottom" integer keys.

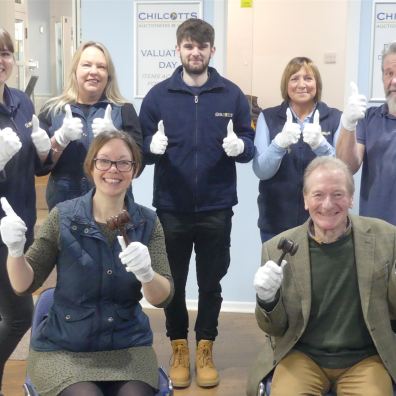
[
  {"left": 277, "top": 251, "right": 287, "bottom": 266},
  {"left": 120, "top": 228, "right": 129, "bottom": 246}
]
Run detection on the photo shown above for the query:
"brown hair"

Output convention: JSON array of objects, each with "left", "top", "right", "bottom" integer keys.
[
  {"left": 176, "top": 18, "right": 214, "bottom": 47},
  {"left": 303, "top": 157, "right": 355, "bottom": 196},
  {"left": 84, "top": 130, "right": 142, "bottom": 183},
  {"left": 0, "top": 28, "right": 14, "bottom": 53},
  {"left": 280, "top": 57, "right": 322, "bottom": 102}
]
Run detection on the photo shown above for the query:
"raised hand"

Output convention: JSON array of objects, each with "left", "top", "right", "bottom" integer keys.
[
  {"left": 31, "top": 114, "right": 51, "bottom": 156},
  {"left": 341, "top": 82, "right": 367, "bottom": 131},
  {"left": 150, "top": 120, "right": 168, "bottom": 155},
  {"left": 222, "top": 119, "right": 244, "bottom": 157},
  {"left": 302, "top": 110, "right": 324, "bottom": 149},
  {"left": 253, "top": 260, "right": 287, "bottom": 303},
  {"left": 118, "top": 237, "right": 155, "bottom": 283},
  {"left": 0, "top": 197, "right": 27, "bottom": 257},
  {"left": 273, "top": 108, "right": 301, "bottom": 149},
  {"left": 54, "top": 104, "right": 84, "bottom": 148},
  {"left": 92, "top": 104, "right": 117, "bottom": 138},
  {"left": 0, "top": 127, "right": 22, "bottom": 171}
]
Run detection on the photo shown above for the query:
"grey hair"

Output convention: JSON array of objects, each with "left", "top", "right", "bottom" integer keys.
[
  {"left": 381, "top": 42, "right": 396, "bottom": 73},
  {"left": 303, "top": 157, "right": 355, "bottom": 196}
]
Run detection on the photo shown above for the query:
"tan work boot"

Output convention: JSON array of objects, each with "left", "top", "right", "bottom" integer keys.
[
  {"left": 195, "top": 339, "right": 220, "bottom": 387},
  {"left": 169, "top": 339, "right": 191, "bottom": 388}
]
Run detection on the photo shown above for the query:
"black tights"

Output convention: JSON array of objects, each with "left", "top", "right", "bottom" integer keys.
[
  {"left": 58, "top": 380, "right": 156, "bottom": 396},
  {"left": 0, "top": 245, "right": 34, "bottom": 389}
]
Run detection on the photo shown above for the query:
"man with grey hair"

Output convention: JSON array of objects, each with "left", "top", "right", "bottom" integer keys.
[
  {"left": 336, "top": 42, "right": 396, "bottom": 225},
  {"left": 247, "top": 156, "right": 396, "bottom": 396}
]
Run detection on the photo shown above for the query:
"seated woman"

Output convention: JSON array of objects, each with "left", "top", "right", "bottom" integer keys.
[{"left": 0, "top": 130, "right": 173, "bottom": 396}]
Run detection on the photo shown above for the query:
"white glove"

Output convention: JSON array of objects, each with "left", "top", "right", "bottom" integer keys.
[
  {"left": 222, "top": 119, "right": 244, "bottom": 157},
  {"left": 118, "top": 237, "right": 155, "bottom": 283},
  {"left": 150, "top": 120, "right": 168, "bottom": 155},
  {"left": 54, "top": 104, "right": 84, "bottom": 148},
  {"left": 302, "top": 110, "right": 324, "bottom": 150},
  {"left": 341, "top": 82, "right": 367, "bottom": 131},
  {"left": 92, "top": 104, "right": 117, "bottom": 138},
  {"left": 31, "top": 115, "right": 51, "bottom": 156},
  {"left": 0, "top": 127, "right": 22, "bottom": 171},
  {"left": 253, "top": 260, "right": 287, "bottom": 303},
  {"left": 0, "top": 197, "right": 27, "bottom": 257},
  {"left": 273, "top": 108, "right": 301, "bottom": 149}
]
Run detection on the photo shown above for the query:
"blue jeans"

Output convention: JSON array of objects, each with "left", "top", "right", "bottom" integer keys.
[
  {"left": 0, "top": 244, "right": 33, "bottom": 389},
  {"left": 158, "top": 209, "right": 233, "bottom": 341}
]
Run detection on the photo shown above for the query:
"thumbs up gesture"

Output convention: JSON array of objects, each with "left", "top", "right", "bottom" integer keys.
[
  {"left": 92, "top": 104, "right": 117, "bottom": 138},
  {"left": 31, "top": 114, "right": 51, "bottom": 156},
  {"left": 341, "top": 82, "right": 367, "bottom": 131},
  {"left": 302, "top": 110, "right": 324, "bottom": 150},
  {"left": 54, "top": 104, "right": 84, "bottom": 148},
  {"left": 0, "top": 197, "right": 27, "bottom": 257},
  {"left": 273, "top": 108, "right": 301, "bottom": 149},
  {"left": 0, "top": 127, "right": 22, "bottom": 171},
  {"left": 222, "top": 119, "right": 244, "bottom": 157},
  {"left": 150, "top": 120, "right": 168, "bottom": 155}
]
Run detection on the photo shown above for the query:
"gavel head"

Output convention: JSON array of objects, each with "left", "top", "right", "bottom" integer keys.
[
  {"left": 277, "top": 237, "right": 298, "bottom": 256},
  {"left": 106, "top": 210, "right": 131, "bottom": 231}
]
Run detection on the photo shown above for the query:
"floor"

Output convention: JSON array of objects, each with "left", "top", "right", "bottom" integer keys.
[{"left": 3, "top": 308, "right": 265, "bottom": 396}]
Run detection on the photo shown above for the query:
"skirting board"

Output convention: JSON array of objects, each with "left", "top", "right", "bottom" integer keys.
[{"left": 141, "top": 298, "right": 255, "bottom": 314}]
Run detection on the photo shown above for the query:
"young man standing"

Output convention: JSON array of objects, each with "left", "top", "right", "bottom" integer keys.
[{"left": 139, "top": 18, "right": 254, "bottom": 388}]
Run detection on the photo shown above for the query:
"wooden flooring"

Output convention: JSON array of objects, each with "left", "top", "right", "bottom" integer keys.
[{"left": 3, "top": 308, "right": 265, "bottom": 396}]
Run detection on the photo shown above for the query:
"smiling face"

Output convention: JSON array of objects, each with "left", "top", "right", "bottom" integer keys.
[
  {"left": 91, "top": 138, "right": 134, "bottom": 199},
  {"left": 76, "top": 46, "right": 108, "bottom": 104},
  {"left": 177, "top": 38, "right": 215, "bottom": 76},
  {"left": 287, "top": 66, "right": 317, "bottom": 106},
  {"left": 304, "top": 166, "right": 353, "bottom": 242}
]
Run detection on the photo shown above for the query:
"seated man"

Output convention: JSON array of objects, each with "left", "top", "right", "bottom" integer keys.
[{"left": 247, "top": 156, "right": 396, "bottom": 396}]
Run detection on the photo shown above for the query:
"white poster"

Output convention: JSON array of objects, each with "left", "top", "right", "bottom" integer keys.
[
  {"left": 134, "top": 1, "right": 203, "bottom": 98},
  {"left": 370, "top": 1, "right": 396, "bottom": 102}
]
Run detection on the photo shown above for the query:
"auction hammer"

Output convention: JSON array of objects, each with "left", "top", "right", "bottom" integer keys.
[
  {"left": 276, "top": 237, "right": 298, "bottom": 265},
  {"left": 106, "top": 210, "right": 131, "bottom": 246}
]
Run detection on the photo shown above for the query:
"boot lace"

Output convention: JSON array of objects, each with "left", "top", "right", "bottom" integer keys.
[
  {"left": 171, "top": 343, "right": 189, "bottom": 368},
  {"left": 197, "top": 343, "right": 214, "bottom": 368}
]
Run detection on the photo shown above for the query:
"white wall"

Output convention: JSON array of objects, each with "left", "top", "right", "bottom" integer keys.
[
  {"left": 79, "top": 0, "right": 362, "bottom": 310},
  {"left": 226, "top": 0, "right": 350, "bottom": 110}
]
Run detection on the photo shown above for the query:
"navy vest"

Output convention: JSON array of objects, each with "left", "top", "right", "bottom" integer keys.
[
  {"left": 258, "top": 101, "right": 341, "bottom": 234},
  {"left": 31, "top": 190, "right": 157, "bottom": 352}
]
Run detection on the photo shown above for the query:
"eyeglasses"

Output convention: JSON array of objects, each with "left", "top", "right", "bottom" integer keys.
[
  {"left": 93, "top": 158, "right": 135, "bottom": 172},
  {"left": 0, "top": 51, "right": 13, "bottom": 60}
]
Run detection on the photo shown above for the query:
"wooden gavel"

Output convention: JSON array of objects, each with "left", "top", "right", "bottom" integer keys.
[
  {"left": 276, "top": 237, "right": 298, "bottom": 265},
  {"left": 106, "top": 210, "right": 131, "bottom": 246}
]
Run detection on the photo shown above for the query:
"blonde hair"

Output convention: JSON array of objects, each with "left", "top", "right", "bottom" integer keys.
[
  {"left": 41, "top": 41, "right": 126, "bottom": 115},
  {"left": 280, "top": 57, "right": 322, "bottom": 103}
]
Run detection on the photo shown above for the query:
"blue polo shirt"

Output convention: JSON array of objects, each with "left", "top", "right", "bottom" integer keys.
[{"left": 356, "top": 103, "right": 396, "bottom": 225}]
